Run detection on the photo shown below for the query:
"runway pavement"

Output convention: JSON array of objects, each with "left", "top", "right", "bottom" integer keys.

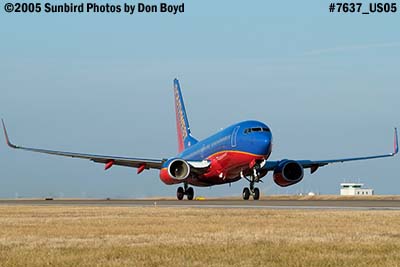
[{"left": 1, "top": 199, "right": 400, "bottom": 210}]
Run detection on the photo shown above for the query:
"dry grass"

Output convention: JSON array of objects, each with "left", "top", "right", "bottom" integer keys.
[
  {"left": 134, "top": 195, "right": 400, "bottom": 201},
  {"left": 0, "top": 206, "right": 399, "bottom": 266},
  {"left": 261, "top": 195, "right": 400, "bottom": 201},
  {"left": 213, "top": 195, "right": 400, "bottom": 201}
]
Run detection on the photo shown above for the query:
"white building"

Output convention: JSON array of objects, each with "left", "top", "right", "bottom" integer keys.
[{"left": 340, "top": 183, "right": 374, "bottom": 196}]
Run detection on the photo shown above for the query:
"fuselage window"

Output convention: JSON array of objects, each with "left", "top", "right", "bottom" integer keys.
[
  {"left": 251, "top": 127, "right": 262, "bottom": 132},
  {"left": 244, "top": 127, "right": 270, "bottom": 134}
]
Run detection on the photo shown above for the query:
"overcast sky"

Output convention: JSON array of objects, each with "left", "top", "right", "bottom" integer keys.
[{"left": 0, "top": 1, "right": 399, "bottom": 198}]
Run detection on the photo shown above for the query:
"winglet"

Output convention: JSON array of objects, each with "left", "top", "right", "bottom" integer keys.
[
  {"left": 394, "top": 127, "right": 398, "bottom": 155},
  {"left": 1, "top": 119, "right": 18, "bottom": 149}
]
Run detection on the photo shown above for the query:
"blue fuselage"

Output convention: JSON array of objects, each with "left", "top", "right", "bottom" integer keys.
[{"left": 178, "top": 120, "right": 272, "bottom": 161}]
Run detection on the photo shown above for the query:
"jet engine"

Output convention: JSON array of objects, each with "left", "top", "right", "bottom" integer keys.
[
  {"left": 167, "top": 159, "right": 191, "bottom": 180},
  {"left": 273, "top": 160, "right": 304, "bottom": 187}
]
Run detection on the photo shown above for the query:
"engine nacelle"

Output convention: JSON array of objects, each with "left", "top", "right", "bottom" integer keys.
[
  {"left": 273, "top": 160, "right": 304, "bottom": 187},
  {"left": 167, "top": 159, "right": 191, "bottom": 180}
]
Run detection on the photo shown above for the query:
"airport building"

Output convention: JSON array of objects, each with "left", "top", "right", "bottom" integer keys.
[{"left": 340, "top": 183, "right": 374, "bottom": 196}]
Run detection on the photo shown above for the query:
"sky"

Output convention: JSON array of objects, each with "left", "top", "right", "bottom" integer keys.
[{"left": 0, "top": 0, "right": 399, "bottom": 198}]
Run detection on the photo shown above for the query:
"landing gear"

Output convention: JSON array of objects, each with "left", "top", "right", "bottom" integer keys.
[
  {"left": 177, "top": 187, "right": 184, "bottom": 200},
  {"left": 176, "top": 183, "right": 195, "bottom": 200},
  {"left": 242, "top": 186, "right": 260, "bottom": 200},
  {"left": 186, "top": 187, "right": 194, "bottom": 200},
  {"left": 242, "top": 188, "right": 250, "bottom": 200},
  {"left": 241, "top": 166, "right": 262, "bottom": 200},
  {"left": 253, "top": 187, "right": 260, "bottom": 200}
]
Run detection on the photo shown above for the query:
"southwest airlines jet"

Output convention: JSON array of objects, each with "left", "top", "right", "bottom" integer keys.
[{"left": 2, "top": 79, "right": 398, "bottom": 200}]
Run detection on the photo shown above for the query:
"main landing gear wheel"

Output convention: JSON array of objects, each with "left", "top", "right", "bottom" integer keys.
[
  {"left": 253, "top": 187, "right": 260, "bottom": 200},
  {"left": 177, "top": 187, "right": 184, "bottom": 200},
  {"left": 186, "top": 187, "right": 194, "bottom": 200},
  {"left": 242, "top": 188, "right": 250, "bottom": 200},
  {"left": 242, "top": 187, "right": 260, "bottom": 200},
  {"left": 176, "top": 184, "right": 195, "bottom": 200}
]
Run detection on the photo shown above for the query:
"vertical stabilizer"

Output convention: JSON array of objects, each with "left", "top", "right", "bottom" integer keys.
[{"left": 173, "top": 79, "right": 198, "bottom": 152}]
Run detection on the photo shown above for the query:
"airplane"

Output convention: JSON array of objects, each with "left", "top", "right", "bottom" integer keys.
[{"left": 2, "top": 79, "right": 398, "bottom": 200}]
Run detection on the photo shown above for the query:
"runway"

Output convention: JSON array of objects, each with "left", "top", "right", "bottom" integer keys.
[{"left": 1, "top": 199, "right": 400, "bottom": 210}]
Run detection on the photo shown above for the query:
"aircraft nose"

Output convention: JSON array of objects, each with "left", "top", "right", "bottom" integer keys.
[
  {"left": 260, "top": 134, "right": 272, "bottom": 156},
  {"left": 265, "top": 138, "right": 272, "bottom": 156}
]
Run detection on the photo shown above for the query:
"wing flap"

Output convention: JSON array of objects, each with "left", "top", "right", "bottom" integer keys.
[{"left": 91, "top": 157, "right": 164, "bottom": 169}]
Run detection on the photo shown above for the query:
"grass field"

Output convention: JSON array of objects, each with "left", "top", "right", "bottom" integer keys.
[{"left": 0, "top": 206, "right": 399, "bottom": 266}]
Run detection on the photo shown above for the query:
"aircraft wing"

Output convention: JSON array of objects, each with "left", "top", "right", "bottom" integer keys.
[
  {"left": 264, "top": 128, "right": 398, "bottom": 174},
  {"left": 2, "top": 120, "right": 165, "bottom": 171}
]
